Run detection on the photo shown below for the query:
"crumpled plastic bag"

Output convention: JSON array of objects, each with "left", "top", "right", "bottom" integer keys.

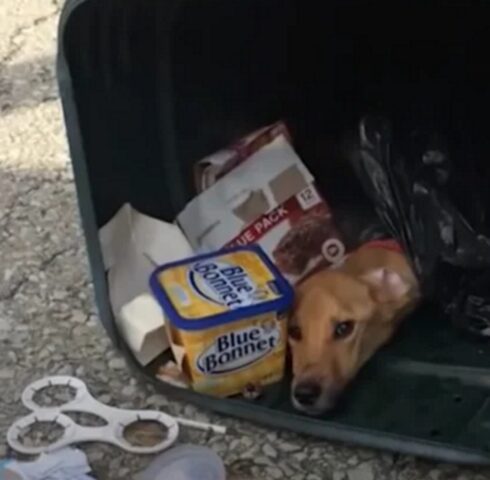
[
  {"left": 348, "top": 116, "right": 490, "bottom": 337},
  {"left": 1, "top": 448, "right": 95, "bottom": 480}
]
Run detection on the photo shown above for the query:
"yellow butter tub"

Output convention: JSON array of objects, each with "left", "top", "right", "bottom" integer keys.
[{"left": 150, "top": 245, "right": 294, "bottom": 397}]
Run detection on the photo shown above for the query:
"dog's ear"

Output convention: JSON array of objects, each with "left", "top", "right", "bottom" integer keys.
[{"left": 361, "top": 268, "right": 411, "bottom": 303}]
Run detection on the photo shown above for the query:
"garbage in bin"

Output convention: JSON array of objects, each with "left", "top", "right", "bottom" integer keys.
[
  {"left": 150, "top": 245, "right": 293, "bottom": 396},
  {"left": 178, "top": 126, "right": 346, "bottom": 285},
  {"left": 98, "top": 120, "right": 423, "bottom": 406},
  {"left": 348, "top": 116, "right": 490, "bottom": 337},
  {"left": 99, "top": 204, "right": 193, "bottom": 364}
]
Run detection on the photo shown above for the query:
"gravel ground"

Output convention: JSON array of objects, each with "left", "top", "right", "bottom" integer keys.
[{"left": 1, "top": 1, "right": 490, "bottom": 479}]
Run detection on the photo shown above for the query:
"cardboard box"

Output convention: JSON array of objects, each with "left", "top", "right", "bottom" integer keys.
[{"left": 179, "top": 132, "right": 345, "bottom": 284}]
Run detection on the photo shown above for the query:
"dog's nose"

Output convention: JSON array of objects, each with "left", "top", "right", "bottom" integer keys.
[{"left": 293, "top": 382, "right": 322, "bottom": 406}]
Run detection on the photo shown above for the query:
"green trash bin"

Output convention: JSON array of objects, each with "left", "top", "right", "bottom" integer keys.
[{"left": 57, "top": 0, "right": 490, "bottom": 464}]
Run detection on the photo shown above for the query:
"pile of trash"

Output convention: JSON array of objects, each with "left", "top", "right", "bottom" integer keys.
[{"left": 99, "top": 117, "right": 490, "bottom": 399}]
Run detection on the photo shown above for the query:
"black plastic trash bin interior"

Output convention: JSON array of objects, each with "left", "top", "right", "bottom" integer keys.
[{"left": 57, "top": 0, "right": 490, "bottom": 464}]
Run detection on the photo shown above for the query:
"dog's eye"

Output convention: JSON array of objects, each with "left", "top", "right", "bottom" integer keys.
[
  {"left": 288, "top": 325, "right": 302, "bottom": 341},
  {"left": 333, "top": 320, "right": 355, "bottom": 340}
]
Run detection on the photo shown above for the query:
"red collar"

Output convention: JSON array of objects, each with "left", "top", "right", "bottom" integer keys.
[{"left": 362, "top": 238, "right": 404, "bottom": 254}]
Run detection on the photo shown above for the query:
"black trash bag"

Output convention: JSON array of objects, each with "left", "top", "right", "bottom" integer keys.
[{"left": 348, "top": 116, "right": 490, "bottom": 338}]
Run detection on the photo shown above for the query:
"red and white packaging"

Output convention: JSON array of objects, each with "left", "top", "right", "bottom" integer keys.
[{"left": 179, "top": 124, "right": 345, "bottom": 284}]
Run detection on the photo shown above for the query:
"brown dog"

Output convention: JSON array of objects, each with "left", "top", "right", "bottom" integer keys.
[{"left": 289, "top": 241, "right": 420, "bottom": 415}]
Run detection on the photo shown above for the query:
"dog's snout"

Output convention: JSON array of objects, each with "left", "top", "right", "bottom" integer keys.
[{"left": 293, "top": 382, "right": 322, "bottom": 407}]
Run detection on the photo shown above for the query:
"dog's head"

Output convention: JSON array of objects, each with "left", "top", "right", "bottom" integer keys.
[{"left": 289, "top": 267, "right": 414, "bottom": 415}]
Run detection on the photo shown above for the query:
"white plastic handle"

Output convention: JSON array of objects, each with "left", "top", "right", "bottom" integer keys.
[
  {"left": 8, "top": 376, "right": 179, "bottom": 454},
  {"left": 175, "top": 417, "right": 227, "bottom": 435},
  {"left": 7, "top": 410, "right": 179, "bottom": 455},
  {"left": 8, "top": 376, "right": 225, "bottom": 455}
]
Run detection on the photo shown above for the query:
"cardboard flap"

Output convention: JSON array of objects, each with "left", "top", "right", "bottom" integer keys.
[{"left": 178, "top": 135, "right": 313, "bottom": 250}]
